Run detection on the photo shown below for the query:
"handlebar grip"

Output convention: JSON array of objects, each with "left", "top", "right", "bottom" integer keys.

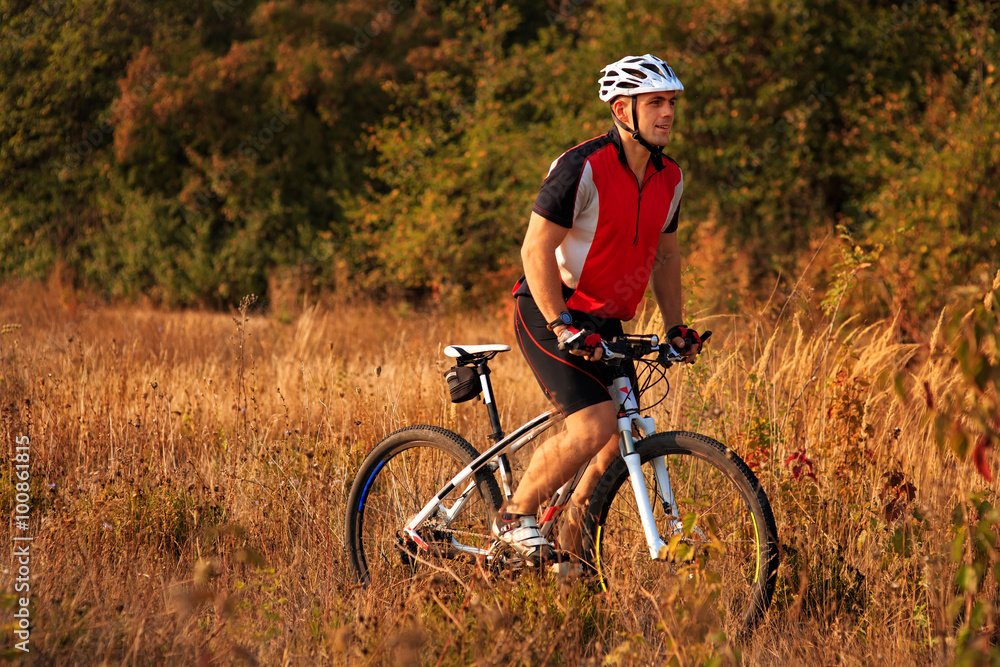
[{"left": 700, "top": 330, "right": 712, "bottom": 344}]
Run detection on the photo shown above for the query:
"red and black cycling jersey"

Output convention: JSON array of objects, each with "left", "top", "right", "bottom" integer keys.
[{"left": 513, "top": 125, "right": 683, "bottom": 321}]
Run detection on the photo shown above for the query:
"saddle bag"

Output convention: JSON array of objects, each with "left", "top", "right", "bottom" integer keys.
[{"left": 445, "top": 365, "right": 482, "bottom": 403}]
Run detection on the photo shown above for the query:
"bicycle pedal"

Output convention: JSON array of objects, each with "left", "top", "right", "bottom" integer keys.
[
  {"left": 487, "top": 542, "right": 538, "bottom": 574},
  {"left": 486, "top": 540, "right": 505, "bottom": 560},
  {"left": 486, "top": 542, "right": 514, "bottom": 569}
]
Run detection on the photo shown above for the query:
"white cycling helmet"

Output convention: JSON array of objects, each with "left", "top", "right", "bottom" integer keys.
[{"left": 598, "top": 54, "right": 684, "bottom": 103}]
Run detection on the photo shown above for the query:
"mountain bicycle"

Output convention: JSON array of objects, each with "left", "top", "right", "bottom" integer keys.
[{"left": 345, "top": 332, "right": 779, "bottom": 637}]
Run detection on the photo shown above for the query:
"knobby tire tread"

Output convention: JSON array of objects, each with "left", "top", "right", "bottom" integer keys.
[{"left": 582, "top": 430, "right": 779, "bottom": 636}]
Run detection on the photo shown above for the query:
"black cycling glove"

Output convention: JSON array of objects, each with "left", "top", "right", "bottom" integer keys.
[{"left": 666, "top": 325, "right": 702, "bottom": 352}]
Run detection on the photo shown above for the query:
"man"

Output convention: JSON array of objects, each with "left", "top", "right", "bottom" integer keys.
[{"left": 493, "top": 54, "right": 703, "bottom": 565}]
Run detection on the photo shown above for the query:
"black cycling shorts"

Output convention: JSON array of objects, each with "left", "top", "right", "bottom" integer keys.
[{"left": 514, "top": 295, "right": 636, "bottom": 417}]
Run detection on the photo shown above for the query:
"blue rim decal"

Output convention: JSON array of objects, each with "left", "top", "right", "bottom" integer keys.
[{"left": 359, "top": 459, "right": 386, "bottom": 507}]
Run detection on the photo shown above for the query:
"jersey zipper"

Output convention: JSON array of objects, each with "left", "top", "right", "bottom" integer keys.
[
  {"left": 632, "top": 169, "right": 647, "bottom": 245},
  {"left": 622, "top": 155, "right": 649, "bottom": 244},
  {"left": 633, "top": 191, "right": 642, "bottom": 244}
]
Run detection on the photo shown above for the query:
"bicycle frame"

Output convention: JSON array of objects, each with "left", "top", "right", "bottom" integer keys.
[
  {"left": 403, "top": 347, "right": 680, "bottom": 562},
  {"left": 402, "top": 406, "right": 560, "bottom": 553}
]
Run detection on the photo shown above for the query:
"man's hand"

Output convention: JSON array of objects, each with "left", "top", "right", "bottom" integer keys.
[
  {"left": 666, "top": 325, "right": 702, "bottom": 363},
  {"left": 557, "top": 326, "right": 604, "bottom": 361}
]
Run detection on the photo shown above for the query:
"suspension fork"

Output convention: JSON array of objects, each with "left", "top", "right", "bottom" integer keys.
[
  {"left": 651, "top": 456, "right": 677, "bottom": 514},
  {"left": 611, "top": 377, "right": 673, "bottom": 560}
]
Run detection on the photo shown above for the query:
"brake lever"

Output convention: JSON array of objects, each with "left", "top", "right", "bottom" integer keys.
[
  {"left": 657, "top": 344, "right": 682, "bottom": 367},
  {"left": 657, "top": 330, "right": 712, "bottom": 366},
  {"left": 599, "top": 340, "right": 627, "bottom": 360}
]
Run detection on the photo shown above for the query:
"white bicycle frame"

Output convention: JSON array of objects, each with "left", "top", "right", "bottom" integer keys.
[{"left": 402, "top": 341, "right": 680, "bottom": 561}]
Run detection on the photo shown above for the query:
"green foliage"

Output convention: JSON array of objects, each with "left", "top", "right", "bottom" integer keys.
[
  {"left": 677, "top": 0, "right": 977, "bottom": 270},
  {"left": 349, "top": 1, "right": 582, "bottom": 300},
  {"left": 727, "top": 370, "right": 785, "bottom": 473},
  {"left": 859, "top": 79, "right": 1000, "bottom": 325},
  {"left": 916, "top": 273, "right": 1000, "bottom": 480},
  {"left": 949, "top": 492, "right": 1000, "bottom": 665},
  {"left": 821, "top": 228, "right": 882, "bottom": 318},
  {"left": 0, "top": 0, "right": 996, "bottom": 310}
]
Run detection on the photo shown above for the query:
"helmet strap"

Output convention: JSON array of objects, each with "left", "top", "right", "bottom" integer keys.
[{"left": 613, "top": 97, "right": 665, "bottom": 163}]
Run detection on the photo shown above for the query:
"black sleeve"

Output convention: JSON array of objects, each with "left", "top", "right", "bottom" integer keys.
[
  {"left": 663, "top": 200, "right": 680, "bottom": 233},
  {"left": 530, "top": 153, "right": 587, "bottom": 229}
]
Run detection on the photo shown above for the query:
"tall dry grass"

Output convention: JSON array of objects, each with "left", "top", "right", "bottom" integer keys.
[{"left": 1, "top": 277, "right": 997, "bottom": 665}]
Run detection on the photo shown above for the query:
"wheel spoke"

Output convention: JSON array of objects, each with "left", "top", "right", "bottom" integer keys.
[
  {"left": 347, "top": 427, "right": 502, "bottom": 592},
  {"left": 585, "top": 432, "right": 778, "bottom": 641}
]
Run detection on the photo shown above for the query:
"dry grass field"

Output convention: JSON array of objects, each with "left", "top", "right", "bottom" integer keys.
[{"left": 2, "top": 275, "right": 999, "bottom": 665}]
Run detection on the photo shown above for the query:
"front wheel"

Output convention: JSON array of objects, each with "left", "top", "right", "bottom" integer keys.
[
  {"left": 345, "top": 426, "right": 502, "bottom": 593},
  {"left": 582, "top": 431, "right": 779, "bottom": 639}
]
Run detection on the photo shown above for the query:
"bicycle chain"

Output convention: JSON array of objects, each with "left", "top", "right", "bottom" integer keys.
[{"left": 423, "top": 525, "right": 492, "bottom": 539}]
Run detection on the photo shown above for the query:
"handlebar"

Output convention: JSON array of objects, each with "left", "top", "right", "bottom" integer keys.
[{"left": 600, "top": 330, "right": 712, "bottom": 366}]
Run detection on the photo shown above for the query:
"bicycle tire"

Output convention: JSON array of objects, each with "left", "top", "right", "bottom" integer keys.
[
  {"left": 346, "top": 426, "right": 503, "bottom": 591},
  {"left": 582, "top": 431, "right": 779, "bottom": 639}
]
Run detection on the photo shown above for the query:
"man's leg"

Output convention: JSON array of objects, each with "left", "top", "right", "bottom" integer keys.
[
  {"left": 505, "top": 400, "right": 618, "bottom": 515},
  {"left": 552, "top": 433, "right": 620, "bottom": 557},
  {"left": 571, "top": 434, "right": 621, "bottom": 507}
]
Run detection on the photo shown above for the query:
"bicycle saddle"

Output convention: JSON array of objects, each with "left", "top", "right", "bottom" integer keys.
[{"left": 444, "top": 344, "right": 510, "bottom": 359}]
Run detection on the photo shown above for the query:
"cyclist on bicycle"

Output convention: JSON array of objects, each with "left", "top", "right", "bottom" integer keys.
[{"left": 493, "top": 54, "right": 703, "bottom": 565}]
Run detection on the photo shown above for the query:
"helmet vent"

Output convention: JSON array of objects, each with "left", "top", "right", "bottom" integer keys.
[{"left": 597, "top": 54, "right": 684, "bottom": 103}]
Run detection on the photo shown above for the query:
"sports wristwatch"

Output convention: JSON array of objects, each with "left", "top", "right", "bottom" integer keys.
[{"left": 546, "top": 311, "right": 573, "bottom": 331}]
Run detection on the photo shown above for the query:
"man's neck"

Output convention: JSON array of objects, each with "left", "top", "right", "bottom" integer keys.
[{"left": 620, "top": 134, "right": 652, "bottom": 185}]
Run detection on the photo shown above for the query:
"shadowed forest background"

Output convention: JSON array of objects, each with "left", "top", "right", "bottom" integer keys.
[
  {"left": 1, "top": 0, "right": 997, "bottom": 322},
  {"left": 2, "top": 0, "right": 1000, "bottom": 664}
]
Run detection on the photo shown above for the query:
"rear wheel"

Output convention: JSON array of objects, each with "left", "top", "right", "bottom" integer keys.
[
  {"left": 583, "top": 431, "right": 779, "bottom": 640},
  {"left": 345, "top": 426, "right": 502, "bottom": 592}
]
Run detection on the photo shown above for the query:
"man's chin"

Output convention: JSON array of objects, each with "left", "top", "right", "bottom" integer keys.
[{"left": 650, "top": 130, "right": 671, "bottom": 146}]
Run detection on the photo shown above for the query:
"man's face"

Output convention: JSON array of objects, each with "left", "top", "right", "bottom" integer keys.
[{"left": 627, "top": 90, "right": 678, "bottom": 146}]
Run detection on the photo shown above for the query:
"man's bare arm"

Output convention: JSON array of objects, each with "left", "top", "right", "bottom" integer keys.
[
  {"left": 650, "top": 230, "right": 683, "bottom": 329},
  {"left": 521, "top": 212, "right": 603, "bottom": 360},
  {"left": 650, "top": 230, "right": 700, "bottom": 361},
  {"left": 521, "top": 211, "right": 571, "bottom": 326}
]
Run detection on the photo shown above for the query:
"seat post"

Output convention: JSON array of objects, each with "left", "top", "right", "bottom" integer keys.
[{"left": 475, "top": 360, "right": 505, "bottom": 441}]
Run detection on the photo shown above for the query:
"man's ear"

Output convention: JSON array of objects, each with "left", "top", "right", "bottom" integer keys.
[{"left": 611, "top": 96, "right": 630, "bottom": 124}]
